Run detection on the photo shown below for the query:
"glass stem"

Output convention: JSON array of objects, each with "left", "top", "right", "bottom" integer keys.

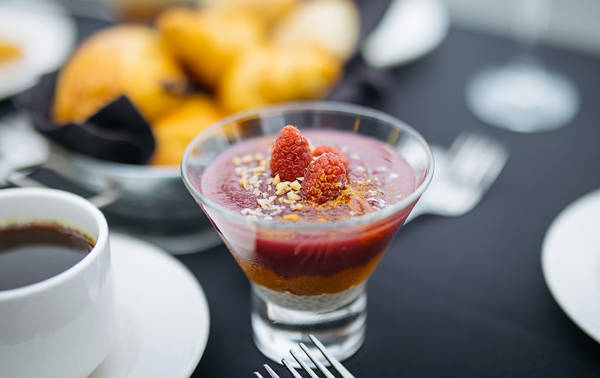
[{"left": 511, "top": 0, "right": 549, "bottom": 66}]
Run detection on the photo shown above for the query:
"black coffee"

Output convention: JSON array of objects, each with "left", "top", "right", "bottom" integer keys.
[{"left": 0, "top": 222, "right": 95, "bottom": 290}]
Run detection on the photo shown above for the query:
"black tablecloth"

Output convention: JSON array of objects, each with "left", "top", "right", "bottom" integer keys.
[{"left": 179, "top": 27, "right": 600, "bottom": 377}]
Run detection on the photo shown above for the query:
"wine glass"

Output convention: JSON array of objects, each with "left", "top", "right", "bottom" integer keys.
[{"left": 465, "top": 0, "right": 580, "bottom": 133}]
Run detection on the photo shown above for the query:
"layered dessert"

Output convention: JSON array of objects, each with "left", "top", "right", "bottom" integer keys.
[{"left": 200, "top": 126, "right": 417, "bottom": 310}]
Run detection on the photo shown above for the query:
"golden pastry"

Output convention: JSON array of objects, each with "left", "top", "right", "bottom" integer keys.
[
  {"left": 105, "top": 0, "right": 184, "bottom": 22},
  {"left": 272, "top": 0, "right": 361, "bottom": 62},
  {"left": 53, "top": 25, "right": 187, "bottom": 125},
  {"left": 218, "top": 45, "right": 342, "bottom": 112},
  {"left": 156, "top": 7, "right": 266, "bottom": 88},
  {"left": 197, "top": 0, "right": 298, "bottom": 24},
  {"left": 150, "top": 94, "right": 223, "bottom": 166}
]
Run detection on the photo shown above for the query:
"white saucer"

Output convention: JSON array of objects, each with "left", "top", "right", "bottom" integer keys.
[
  {"left": 0, "top": 0, "right": 76, "bottom": 99},
  {"left": 90, "top": 233, "right": 210, "bottom": 378},
  {"left": 542, "top": 188, "right": 600, "bottom": 343},
  {"left": 361, "top": 0, "right": 450, "bottom": 68}
]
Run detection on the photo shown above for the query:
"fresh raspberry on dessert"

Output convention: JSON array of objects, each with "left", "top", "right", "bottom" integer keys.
[
  {"left": 312, "top": 145, "right": 349, "bottom": 169},
  {"left": 301, "top": 152, "right": 348, "bottom": 204},
  {"left": 270, "top": 125, "right": 313, "bottom": 182}
]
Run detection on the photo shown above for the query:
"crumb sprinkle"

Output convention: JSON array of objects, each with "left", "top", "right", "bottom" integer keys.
[{"left": 231, "top": 140, "right": 404, "bottom": 222}]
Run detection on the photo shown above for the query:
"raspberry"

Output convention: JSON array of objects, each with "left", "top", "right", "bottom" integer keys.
[
  {"left": 301, "top": 152, "right": 348, "bottom": 204},
  {"left": 270, "top": 125, "right": 312, "bottom": 182},
  {"left": 312, "top": 145, "right": 349, "bottom": 169}
]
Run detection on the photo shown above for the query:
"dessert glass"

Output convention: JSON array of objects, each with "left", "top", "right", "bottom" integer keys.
[{"left": 181, "top": 102, "right": 434, "bottom": 363}]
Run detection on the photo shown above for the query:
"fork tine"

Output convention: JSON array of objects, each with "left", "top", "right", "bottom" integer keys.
[
  {"left": 281, "top": 358, "right": 303, "bottom": 378},
  {"left": 407, "top": 132, "right": 508, "bottom": 220},
  {"left": 253, "top": 372, "right": 265, "bottom": 378},
  {"left": 460, "top": 150, "right": 498, "bottom": 187},
  {"left": 465, "top": 138, "right": 508, "bottom": 189},
  {"left": 451, "top": 133, "right": 490, "bottom": 159},
  {"left": 263, "top": 364, "right": 281, "bottom": 378},
  {"left": 447, "top": 135, "right": 481, "bottom": 179},
  {"left": 480, "top": 156, "right": 507, "bottom": 189},
  {"left": 477, "top": 134, "right": 508, "bottom": 164},
  {"left": 448, "top": 132, "right": 477, "bottom": 163},
  {"left": 309, "top": 335, "right": 356, "bottom": 378},
  {"left": 290, "top": 349, "right": 320, "bottom": 378},
  {"left": 299, "top": 343, "right": 336, "bottom": 378},
  {"left": 448, "top": 133, "right": 508, "bottom": 188}
]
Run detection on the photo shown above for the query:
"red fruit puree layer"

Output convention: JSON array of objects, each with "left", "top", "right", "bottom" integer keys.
[{"left": 199, "top": 129, "right": 418, "bottom": 295}]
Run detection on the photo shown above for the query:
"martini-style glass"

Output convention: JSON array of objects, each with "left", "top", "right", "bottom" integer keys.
[{"left": 181, "top": 102, "right": 433, "bottom": 363}]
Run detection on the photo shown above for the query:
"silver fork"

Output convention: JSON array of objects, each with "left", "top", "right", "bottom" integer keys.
[
  {"left": 254, "top": 335, "right": 355, "bottom": 378},
  {"left": 406, "top": 132, "right": 508, "bottom": 222}
]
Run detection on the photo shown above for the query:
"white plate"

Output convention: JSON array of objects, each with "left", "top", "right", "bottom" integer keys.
[
  {"left": 542, "top": 188, "right": 600, "bottom": 343},
  {"left": 0, "top": 0, "right": 76, "bottom": 99},
  {"left": 361, "top": 0, "right": 450, "bottom": 68},
  {"left": 90, "top": 233, "right": 210, "bottom": 378}
]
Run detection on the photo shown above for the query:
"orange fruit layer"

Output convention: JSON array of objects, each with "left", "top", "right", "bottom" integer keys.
[{"left": 235, "top": 252, "right": 384, "bottom": 296}]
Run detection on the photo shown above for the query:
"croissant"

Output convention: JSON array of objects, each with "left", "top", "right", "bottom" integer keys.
[
  {"left": 156, "top": 7, "right": 266, "bottom": 88},
  {"left": 53, "top": 25, "right": 187, "bottom": 124},
  {"left": 150, "top": 94, "right": 223, "bottom": 166},
  {"left": 219, "top": 45, "right": 342, "bottom": 113}
]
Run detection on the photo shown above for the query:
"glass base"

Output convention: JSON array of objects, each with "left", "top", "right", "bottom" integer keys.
[
  {"left": 251, "top": 285, "right": 366, "bottom": 366},
  {"left": 465, "top": 61, "right": 580, "bottom": 133}
]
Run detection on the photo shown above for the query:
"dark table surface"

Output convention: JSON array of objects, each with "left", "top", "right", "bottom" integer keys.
[
  {"left": 180, "top": 26, "right": 600, "bottom": 377},
  {"left": 1, "top": 20, "right": 600, "bottom": 378}
]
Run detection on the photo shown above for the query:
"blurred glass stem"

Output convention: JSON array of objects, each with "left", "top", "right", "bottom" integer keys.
[{"left": 511, "top": 0, "right": 549, "bottom": 62}]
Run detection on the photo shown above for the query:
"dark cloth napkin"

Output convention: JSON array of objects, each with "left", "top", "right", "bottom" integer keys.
[
  {"left": 14, "top": 0, "right": 391, "bottom": 165},
  {"left": 328, "top": 57, "right": 394, "bottom": 107},
  {"left": 327, "top": 0, "right": 393, "bottom": 105},
  {"left": 15, "top": 72, "right": 155, "bottom": 164}
]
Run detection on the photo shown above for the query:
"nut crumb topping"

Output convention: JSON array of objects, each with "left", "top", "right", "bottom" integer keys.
[
  {"left": 275, "top": 181, "right": 292, "bottom": 195},
  {"left": 287, "top": 191, "right": 301, "bottom": 201},
  {"left": 230, "top": 138, "right": 400, "bottom": 222},
  {"left": 252, "top": 166, "right": 265, "bottom": 175},
  {"left": 290, "top": 180, "right": 301, "bottom": 191}
]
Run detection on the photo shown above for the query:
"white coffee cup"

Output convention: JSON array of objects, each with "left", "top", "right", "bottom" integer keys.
[{"left": 0, "top": 188, "right": 115, "bottom": 378}]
